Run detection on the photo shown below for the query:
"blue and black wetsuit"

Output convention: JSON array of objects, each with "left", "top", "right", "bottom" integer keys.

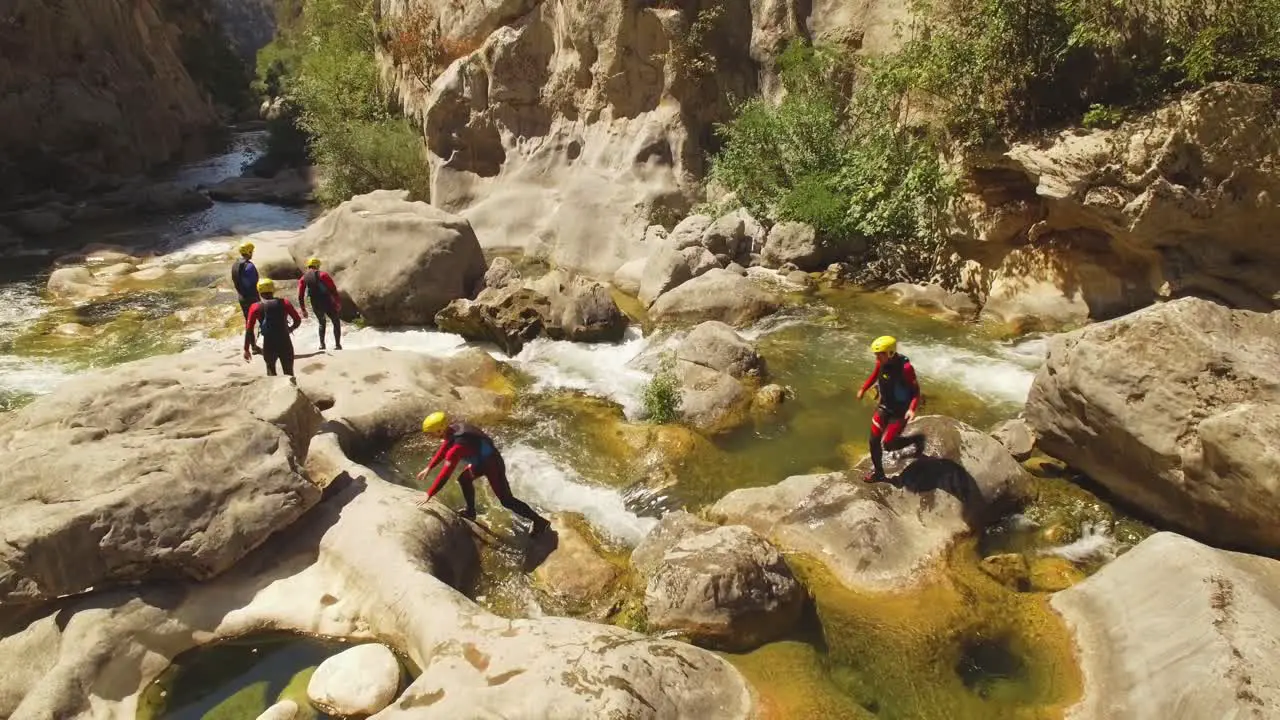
[{"left": 231, "top": 257, "right": 260, "bottom": 319}]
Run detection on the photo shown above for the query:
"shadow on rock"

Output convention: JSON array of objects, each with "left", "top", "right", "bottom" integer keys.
[{"left": 522, "top": 530, "right": 561, "bottom": 573}]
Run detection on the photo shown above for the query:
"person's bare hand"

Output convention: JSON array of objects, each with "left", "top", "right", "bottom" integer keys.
[
  {"left": 242, "top": 348, "right": 251, "bottom": 362},
  {"left": 905, "top": 409, "right": 916, "bottom": 423},
  {"left": 415, "top": 496, "right": 431, "bottom": 509}
]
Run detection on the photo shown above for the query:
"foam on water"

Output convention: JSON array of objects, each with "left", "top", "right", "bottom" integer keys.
[
  {"left": 502, "top": 443, "right": 657, "bottom": 546},
  {"left": 0, "top": 355, "right": 74, "bottom": 397},
  {"left": 908, "top": 341, "right": 1039, "bottom": 406},
  {"left": 506, "top": 327, "right": 653, "bottom": 416},
  {"left": 1041, "top": 521, "right": 1119, "bottom": 564}
]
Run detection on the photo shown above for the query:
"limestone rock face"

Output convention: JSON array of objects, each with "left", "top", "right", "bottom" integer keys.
[
  {"left": 382, "top": 0, "right": 885, "bottom": 277},
  {"left": 0, "top": 350, "right": 324, "bottom": 604},
  {"left": 1025, "top": 297, "right": 1280, "bottom": 555},
  {"left": 952, "top": 83, "right": 1280, "bottom": 327},
  {"left": 0, "top": 0, "right": 222, "bottom": 197},
  {"left": 1052, "top": 532, "right": 1280, "bottom": 720},
  {"left": 289, "top": 190, "right": 487, "bottom": 326}
]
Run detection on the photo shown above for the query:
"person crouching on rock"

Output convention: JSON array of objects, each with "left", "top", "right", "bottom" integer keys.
[
  {"left": 856, "top": 335, "right": 926, "bottom": 483},
  {"left": 298, "top": 256, "right": 343, "bottom": 351},
  {"left": 243, "top": 278, "right": 302, "bottom": 377},
  {"left": 415, "top": 411, "right": 551, "bottom": 536}
]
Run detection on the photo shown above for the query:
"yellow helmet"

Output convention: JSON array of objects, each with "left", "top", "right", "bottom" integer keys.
[
  {"left": 870, "top": 335, "right": 897, "bottom": 354},
  {"left": 239, "top": 241, "right": 255, "bottom": 256},
  {"left": 306, "top": 257, "right": 321, "bottom": 268},
  {"left": 256, "top": 277, "right": 275, "bottom": 294},
  {"left": 422, "top": 411, "right": 447, "bottom": 433}
]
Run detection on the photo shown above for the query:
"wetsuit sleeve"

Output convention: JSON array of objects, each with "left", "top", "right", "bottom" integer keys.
[
  {"left": 425, "top": 438, "right": 453, "bottom": 472},
  {"left": 426, "top": 444, "right": 468, "bottom": 498},
  {"left": 902, "top": 361, "right": 921, "bottom": 413},
  {"left": 297, "top": 277, "right": 307, "bottom": 306},
  {"left": 243, "top": 303, "right": 261, "bottom": 350},
  {"left": 859, "top": 360, "right": 883, "bottom": 394},
  {"left": 282, "top": 299, "right": 302, "bottom": 331},
  {"left": 321, "top": 272, "right": 341, "bottom": 311}
]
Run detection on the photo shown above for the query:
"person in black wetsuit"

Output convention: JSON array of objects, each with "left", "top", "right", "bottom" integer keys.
[
  {"left": 230, "top": 241, "right": 261, "bottom": 322},
  {"left": 242, "top": 278, "right": 302, "bottom": 377},
  {"left": 297, "top": 256, "right": 342, "bottom": 350},
  {"left": 856, "top": 335, "right": 927, "bottom": 483},
  {"left": 415, "top": 411, "right": 551, "bottom": 536}
]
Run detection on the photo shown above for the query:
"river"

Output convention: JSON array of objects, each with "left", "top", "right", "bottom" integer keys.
[{"left": 2, "top": 132, "right": 1131, "bottom": 720}]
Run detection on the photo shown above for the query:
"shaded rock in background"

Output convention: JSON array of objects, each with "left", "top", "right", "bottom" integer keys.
[
  {"left": 1051, "top": 532, "right": 1280, "bottom": 719},
  {"left": 481, "top": 256, "right": 521, "bottom": 291},
  {"left": 435, "top": 286, "right": 551, "bottom": 356},
  {"left": 528, "top": 270, "right": 629, "bottom": 343},
  {"left": 887, "top": 282, "right": 978, "bottom": 321},
  {"left": 205, "top": 168, "right": 315, "bottom": 206},
  {"left": 290, "top": 190, "right": 486, "bottom": 326},
  {"left": 1025, "top": 297, "right": 1280, "bottom": 555}
]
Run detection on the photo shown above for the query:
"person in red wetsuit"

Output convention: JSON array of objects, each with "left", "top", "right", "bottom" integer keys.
[
  {"left": 297, "top": 257, "right": 342, "bottom": 350},
  {"left": 856, "top": 335, "right": 926, "bottom": 483},
  {"left": 243, "top": 278, "right": 302, "bottom": 377},
  {"left": 415, "top": 411, "right": 551, "bottom": 536}
]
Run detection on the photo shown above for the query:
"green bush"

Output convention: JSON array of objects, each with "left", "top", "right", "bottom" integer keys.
[
  {"left": 641, "top": 352, "right": 683, "bottom": 425},
  {"left": 253, "top": 0, "right": 431, "bottom": 205},
  {"left": 707, "top": 41, "right": 955, "bottom": 284}
]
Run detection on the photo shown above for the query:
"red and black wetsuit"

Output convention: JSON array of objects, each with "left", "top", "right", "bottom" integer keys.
[
  {"left": 422, "top": 422, "right": 547, "bottom": 527},
  {"left": 245, "top": 296, "right": 301, "bottom": 376},
  {"left": 859, "top": 353, "right": 926, "bottom": 479},
  {"left": 298, "top": 269, "right": 342, "bottom": 349}
]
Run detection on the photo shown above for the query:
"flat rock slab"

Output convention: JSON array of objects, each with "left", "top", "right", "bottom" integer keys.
[{"left": 0, "top": 350, "right": 324, "bottom": 604}]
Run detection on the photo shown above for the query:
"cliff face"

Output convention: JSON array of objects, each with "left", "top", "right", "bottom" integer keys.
[
  {"left": 380, "top": 0, "right": 901, "bottom": 277},
  {"left": 0, "top": 0, "right": 225, "bottom": 198},
  {"left": 210, "top": 0, "right": 278, "bottom": 61}
]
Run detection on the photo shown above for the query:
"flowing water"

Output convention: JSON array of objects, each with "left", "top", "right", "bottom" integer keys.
[{"left": 0, "top": 134, "right": 1147, "bottom": 720}]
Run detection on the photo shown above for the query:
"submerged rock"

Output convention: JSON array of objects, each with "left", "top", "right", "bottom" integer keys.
[
  {"left": 307, "top": 643, "right": 401, "bottom": 716},
  {"left": 990, "top": 418, "right": 1036, "bottom": 462},
  {"left": 1052, "top": 532, "right": 1280, "bottom": 718},
  {"left": 256, "top": 700, "right": 298, "bottom": 720},
  {"left": 1025, "top": 297, "right": 1280, "bottom": 555},
  {"left": 290, "top": 190, "right": 486, "bottom": 326},
  {"left": 532, "top": 513, "right": 623, "bottom": 615},
  {"left": 710, "top": 416, "right": 1028, "bottom": 591}
]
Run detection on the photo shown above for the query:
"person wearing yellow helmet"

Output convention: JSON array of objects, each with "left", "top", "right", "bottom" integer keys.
[
  {"left": 297, "top": 257, "right": 343, "bottom": 350},
  {"left": 856, "top": 335, "right": 926, "bottom": 482},
  {"left": 415, "top": 411, "right": 551, "bottom": 536},
  {"left": 231, "top": 241, "right": 260, "bottom": 321},
  {"left": 243, "top": 276, "right": 302, "bottom": 376}
]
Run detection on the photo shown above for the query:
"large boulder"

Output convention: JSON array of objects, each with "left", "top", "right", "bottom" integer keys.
[
  {"left": 436, "top": 272, "right": 628, "bottom": 355},
  {"left": 0, "top": 437, "right": 757, "bottom": 719},
  {"left": 648, "top": 269, "right": 782, "bottom": 328},
  {"left": 761, "top": 221, "right": 851, "bottom": 270},
  {"left": 639, "top": 244, "right": 719, "bottom": 307},
  {"left": 290, "top": 190, "right": 487, "bottom": 326},
  {"left": 630, "top": 322, "right": 768, "bottom": 434},
  {"left": 1024, "top": 297, "right": 1280, "bottom": 555},
  {"left": 709, "top": 416, "right": 1028, "bottom": 591},
  {"left": 642, "top": 524, "right": 805, "bottom": 652},
  {"left": 1052, "top": 532, "right": 1280, "bottom": 719},
  {"left": 0, "top": 351, "right": 324, "bottom": 604}
]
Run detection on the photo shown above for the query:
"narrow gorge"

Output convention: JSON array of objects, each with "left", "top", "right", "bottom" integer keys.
[{"left": 1, "top": 0, "right": 1279, "bottom": 719}]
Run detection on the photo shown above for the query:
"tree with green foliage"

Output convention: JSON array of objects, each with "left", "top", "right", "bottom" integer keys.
[{"left": 253, "top": 0, "right": 431, "bottom": 205}]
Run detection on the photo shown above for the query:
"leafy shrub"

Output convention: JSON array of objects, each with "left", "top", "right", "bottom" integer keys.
[
  {"left": 253, "top": 0, "right": 431, "bottom": 205},
  {"left": 641, "top": 352, "right": 683, "bottom": 425}
]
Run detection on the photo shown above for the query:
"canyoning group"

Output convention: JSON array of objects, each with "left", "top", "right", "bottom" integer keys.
[
  {"left": 232, "top": 240, "right": 344, "bottom": 377},
  {"left": 228, "top": 240, "right": 926, "bottom": 536}
]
